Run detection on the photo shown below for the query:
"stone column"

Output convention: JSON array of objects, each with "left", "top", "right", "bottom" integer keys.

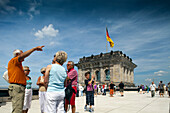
[
  {"left": 129, "top": 70, "right": 132, "bottom": 83},
  {"left": 124, "top": 68, "right": 127, "bottom": 82},
  {"left": 100, "top": 68, "right": 105, "bottom": 83},
  {"left": 82, "top": 69, "right": 86, "bottom": 84},
  {"left": 131, "top": 70, "right": 134, "bottom": 83},
  {"left": 126, "top": 68, "right": 129, "bottom": 82},
  {"left": 128, "top": 69, "right": 131, "bottom": 82},
  {"left": 110, "top": 66, "right": 114, "bottom": 82},
  {"left": 121, "top": 66, "right": 124, "bottom": 82},
  {"left": 119, "top": 65, "right": 123, "bottom": 82},
  {"left": 113, "top": 64, "right": 120, "bottom": 83},
  {"left": 78, "top": 68, "right": 82, "bottom": 84},
  {"left": 127, "top": 69, "right": 129, "bottom": 82}
]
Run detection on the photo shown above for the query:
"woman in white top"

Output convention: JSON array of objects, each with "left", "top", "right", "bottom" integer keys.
[
  {"left": 37, "top": 67, "right": 46, "bottom": 113},
  {"left": 79, "top": 84, "right": 84, "bottom": 97}
]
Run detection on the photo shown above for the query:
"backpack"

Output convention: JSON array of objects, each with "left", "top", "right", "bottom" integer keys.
[
  {"left": 3, "top": 70, "right": 9, "bottom": 83},
  {"left": 168, "top": 84, "right": 170, "bottom": 91},
  {"left": 64, "top": 84, "right": 76, "bottom": 111}
]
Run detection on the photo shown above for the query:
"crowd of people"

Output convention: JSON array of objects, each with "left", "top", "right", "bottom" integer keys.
[
  {"left": 7, "top": 46, "right": 79, "bottom": 113},
  {"left": 6, "top": 45, "right": 170, "bottom": 113},
  {"left": 137, "top": 81, "right": 170, "bottom": 98}
]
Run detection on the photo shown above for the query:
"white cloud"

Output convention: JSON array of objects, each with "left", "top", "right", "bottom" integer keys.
[
  {"left": 154, "top": 70, "right": 168, "bottom": 76},
  {"left": 0, "top": 0, "right": 16, "bottom": 14},
  {"left": 145, "top": 78, "right": 152, "bottom": 82},
  {"left": 34, "top": 24, "right": 59, "bottom": 40},
  {"left": 29, "top": 5, "right": 40, "bottom": 15},
  {"left": 49, "top": 42, "right": 55, "bottom": 46},
  {"left": 27, "top": 1, "right": 41, "bottom": 20}
]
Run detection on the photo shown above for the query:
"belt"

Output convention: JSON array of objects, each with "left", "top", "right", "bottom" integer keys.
[
  {"left": 10, "top": 83, "right": 26, "bottom": 87},
  {"left": 72, "top": 85, "right": 77, "bottom": 86}
]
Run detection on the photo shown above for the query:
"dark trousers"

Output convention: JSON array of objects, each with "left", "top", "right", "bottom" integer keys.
[
  {"left": 151, "top": 90, "right": 155, "bottom": 97},
  {"left": 104, "top": 89, "right": 106, "bottom": 95},
  {"left": 86, "top": 91, "right": 94, "bottom": 106}
]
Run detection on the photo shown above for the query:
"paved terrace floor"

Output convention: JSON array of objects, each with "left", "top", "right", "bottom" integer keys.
[{"left": 0, "top": 91, "right": 169, "bottom": 113}]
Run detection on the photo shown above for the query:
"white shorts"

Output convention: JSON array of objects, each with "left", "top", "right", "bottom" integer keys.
[
  {"left": 39, "top": 91, "right": 46, "bottom": 112},
  {"left": 46, "top": 91, "right": 65, "bottom": 113},
  {"left": 23, "top": 88, "right": 32, "bottom": 110}
]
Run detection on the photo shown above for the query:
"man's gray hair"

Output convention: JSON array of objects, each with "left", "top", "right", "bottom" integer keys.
[
  {"left": 68, "top": 61, "right": 74, "bottom": 66},
  {"left": 13, "top": 49, "right": 21, "bottom": 57},
  {"left": 55, "top": 51, "right": 67, "bottom": 65}
]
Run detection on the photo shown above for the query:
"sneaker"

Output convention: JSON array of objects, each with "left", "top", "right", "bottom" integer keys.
[
  {"left": 84, "top": 105, "right": 87, "bottom": 111},
  {"left": 89, "top": 108, "right": 92, "bottom": 112}
]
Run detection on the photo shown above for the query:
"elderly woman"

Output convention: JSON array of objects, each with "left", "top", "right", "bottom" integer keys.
[
  {"left": 22, "top": 66, "right": 32, "bottom": 113},
  {"left": 44, "top": 51, "right": 68, "bottom": 113},
  {"left": 36, "top": 67, "right": 46, "bottom": 113}
]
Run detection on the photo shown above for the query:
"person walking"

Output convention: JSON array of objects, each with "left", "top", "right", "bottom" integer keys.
[
  {"left": 163, "top": 84, "right": 166, "bottom": 95},
  {"left": 65, "top": 61, "right": 78, "bottom": 113},
  {"left": 109, "top": 81, "right": 115, "bottom": 97},
  {"left": 146, "top": 85, "right": 149, "bottom": 93},
  {"left": 139, "top": 85, "right": 142, "bottom": 94},
  {"left": 8, "top": 46, "right": 44, "bottom": 113},
  {"left": 102, "top": 84, "right": 105, "bottom": 95},
  {"left": 104, "top": 83, "right": 107, "bottom": 95},
  {"left": 94, "top": 82, "right": 97, "bottom": 97},
  {"left": 167, "top": 82, "right": 170, "bottom": 98},
  {"left": 158, "top": 81, "right": 164, "bottom": 97},
  {"left": 84, "top": 72, "right": 95, "bottom": 112},
  {"left": 119, "top": 81, "right": 124, "bottom": 97},
  {"left": 150, "top": 82, "right": 156, "bottom": 97},
  {"left": 97, "top": 84, "right": 100, "bottom": 94},
  {"left": 36, "top": 67, "right": 46, "bottom": 113},
  {"left": 114, "top": 85, "right": 117, "bottom": 95},
  {"left": 22, "top": 66, "right": 32, "bottom": 113},
  {"left": 79, "top": 84, "right": 84, "bottom": 97},
  {"left": 142, "top": 85, "right": 145, "bottom": 94},
  {"left": 98, "top": 85, "right": 101, "bottom": 95},
  {"left": 44, "top": 51, "right": 68, "bottom": 113}
]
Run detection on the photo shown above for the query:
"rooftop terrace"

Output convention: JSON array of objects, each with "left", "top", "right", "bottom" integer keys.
[{"left": 0, "top": 91, "right": 169, "bottom": 113}]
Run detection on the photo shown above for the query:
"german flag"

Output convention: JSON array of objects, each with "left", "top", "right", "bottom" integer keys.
[{"left": 106, "top": 27, "right": 114, "bottom": 48}]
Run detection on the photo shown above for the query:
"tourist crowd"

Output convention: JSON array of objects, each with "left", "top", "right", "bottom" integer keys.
[
  {"left": 137, "top": 81, "right": 170, "bottom": 98},
  {"left": 4, "top": 46, "right": 170, "bottom": 113}
]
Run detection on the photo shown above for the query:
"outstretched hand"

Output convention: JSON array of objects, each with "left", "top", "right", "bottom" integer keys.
[
  {"left": 34, "top": 46, "right": 45, "bottom": 51},
  {"left": 92, "top": 75, "right": 95, "bottom": 79}
]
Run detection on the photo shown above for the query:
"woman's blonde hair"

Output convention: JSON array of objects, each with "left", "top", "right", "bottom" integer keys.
[{"left": 54, "top": 51, "right": 67, "bottom": 65}]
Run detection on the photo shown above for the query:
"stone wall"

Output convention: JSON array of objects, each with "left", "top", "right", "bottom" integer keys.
[{"left": 76, "top": 51, "right": 137, "bottom": 86}]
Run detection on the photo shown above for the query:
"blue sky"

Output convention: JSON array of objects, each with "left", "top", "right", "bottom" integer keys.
[{"left": 0, "top": 0, "right": 170, "bottom": 88}]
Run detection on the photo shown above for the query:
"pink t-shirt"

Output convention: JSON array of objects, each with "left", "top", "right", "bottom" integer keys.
[{"left": 67, "top": 69, "right": 78, "bottom": 85}]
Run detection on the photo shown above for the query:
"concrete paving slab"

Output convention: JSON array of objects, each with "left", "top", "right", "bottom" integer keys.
[{"left": 0, "top": 92, "right": 169, "bottom": 113}]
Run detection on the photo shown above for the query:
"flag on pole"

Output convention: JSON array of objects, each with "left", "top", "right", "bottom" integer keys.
[{"left": 106, "top": 27, "right": 114, "bottom": 48}]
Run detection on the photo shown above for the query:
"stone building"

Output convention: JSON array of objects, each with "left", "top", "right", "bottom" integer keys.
[{"left": 75, "top": 51, "right": 137, "bottom": 86}]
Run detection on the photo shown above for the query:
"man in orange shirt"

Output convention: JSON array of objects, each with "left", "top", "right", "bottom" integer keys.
[{"left": 8, "top": 46, "right": 44, "bottom": 113}]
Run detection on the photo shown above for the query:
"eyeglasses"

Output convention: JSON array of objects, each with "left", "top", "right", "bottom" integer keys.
[
  {"left": 41, "top": 71, "right": 45, "bottom": 73},
  {"left": 67, "top": 64, "right": 71, "bottom": 66}
]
